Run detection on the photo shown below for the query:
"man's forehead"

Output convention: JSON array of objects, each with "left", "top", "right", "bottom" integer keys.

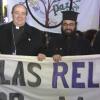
[
  {"left": 63, "top": 20, "right": 76, "bottom": 24},
  {"left": 14, "top": 5, "right": 26, "bottom": 11}
]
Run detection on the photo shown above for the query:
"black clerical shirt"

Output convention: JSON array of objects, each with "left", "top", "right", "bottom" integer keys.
[{"left": 12, "top": 24, "right": 24, "bottom": 45}]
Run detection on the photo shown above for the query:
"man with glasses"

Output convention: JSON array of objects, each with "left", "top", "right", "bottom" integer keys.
[{"left": 45, "top": 11, "right": 91, "bottom": 62}]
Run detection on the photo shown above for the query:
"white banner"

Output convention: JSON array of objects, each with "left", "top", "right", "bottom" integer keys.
[
  {"left": 7, "top": 0, "right": 100, "bottom": 33},
  {"left": 0, "top": 54, "right": 100, "bottom": 100}
]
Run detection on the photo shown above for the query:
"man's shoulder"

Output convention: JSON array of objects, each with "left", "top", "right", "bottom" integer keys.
[
  {"left": 25, "top": 23, "right": 43, "bottom": 34},
  {"left": 25, "top": 23, "right": 39, "bottom": 30},
  {"left": 0, "top": 22, "right": 11, "bottom": 28},
  {"left": 48, "top": 33, "right": 64, "bottom": 44},
  {"left": 76, "top": 30, "right": 84, "bottom": 37},
  {"left": 95, "top": 30, "right": 100, "bottom": 37},
  {"left": 0, "top": 22, "right": 12, "bottom": 32}
]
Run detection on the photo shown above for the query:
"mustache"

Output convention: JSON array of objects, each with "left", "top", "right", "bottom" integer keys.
[
  {"left": 64, "top": 29, "right": 73, "bottom": 33},
  {"left": 65, "top": 29, "right": 72, "bottom": 31}
]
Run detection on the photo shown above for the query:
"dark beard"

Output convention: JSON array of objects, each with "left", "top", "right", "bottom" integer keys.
[{"left": 61, "top": 27, "right": 76, "bottom": 38}]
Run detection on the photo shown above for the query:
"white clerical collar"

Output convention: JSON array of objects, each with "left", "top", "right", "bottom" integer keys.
[{"left": 16, "top": 26, "right": 19, "bottom": 29}]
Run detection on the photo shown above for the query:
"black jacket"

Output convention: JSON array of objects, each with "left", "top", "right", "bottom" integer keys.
[
  {"left": 0, "top": 22, "right": 45, "bottom": 56},
  {"left": 44, "top": 32, "right": 91, "bottom": 57},
  {"left": 93, "top": 31, "right": 100, "bottom": 54}
]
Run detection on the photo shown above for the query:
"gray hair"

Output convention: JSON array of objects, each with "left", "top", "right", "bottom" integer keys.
[{"left": 11, "top": 4, "right": 28, "bottom": 15}]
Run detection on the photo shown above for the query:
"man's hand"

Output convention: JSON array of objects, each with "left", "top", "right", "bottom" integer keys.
[
  {"left": 53, "top": 54, "right": 62, "bottom": 62},
  {"left": 37, "top": 53, "right": 46, "bottom": 61}
]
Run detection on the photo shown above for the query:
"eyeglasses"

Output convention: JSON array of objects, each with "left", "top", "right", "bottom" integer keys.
[{"left": 63, "top": 23, "right": 75, "bottom": 27}]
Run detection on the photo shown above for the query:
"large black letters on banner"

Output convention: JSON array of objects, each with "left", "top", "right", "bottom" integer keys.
[
  {"left": 0, "top": 60, "right": 10, "bottom": 84},
  {"left": 28, "top": 63, "right": 41, "bottom": 87},
  {"left": 12, "top": 61, "right": 26, "bottom": 86},
  {"left": 0, "top": 92, "right": 7, "bottom": 100},
  {"left": 10, "top": 93, "right": 24, "bottom": 100}
]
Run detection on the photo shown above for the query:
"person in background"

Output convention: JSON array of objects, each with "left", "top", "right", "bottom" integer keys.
[
  {"left": 92, "top": 30, "right": 100, "bottom": 54},
  {"left": 44, "top": 11, "right": 91, "bottom": 62},
  {"left": 0, "top": 4, "right": 46, "bottom": 60},
  {"left": 84, "top": 29, "right": 97, "bottom": 47}
]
